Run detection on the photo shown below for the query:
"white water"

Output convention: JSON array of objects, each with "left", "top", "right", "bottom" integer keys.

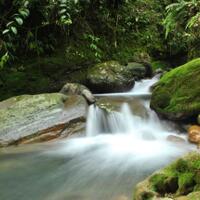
[
  {"left": 0, "top": 76, "right": 194, "bottom": 200},
  {"left": 130, "top": 75, "right": 159, "bottom": 95}
]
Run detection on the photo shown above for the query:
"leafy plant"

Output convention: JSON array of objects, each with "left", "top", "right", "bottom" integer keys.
[
  {"left": 163, "top": 0, "right": 200, "bottom": 58},
  {"left": 84, "top": 34, "right": 102, "bottom": 62}
]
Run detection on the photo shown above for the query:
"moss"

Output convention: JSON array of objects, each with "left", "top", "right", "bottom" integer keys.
[
  {"left": 151, "top": 58, "right": 200, "bottom": 120},
  {"left": 150, "top": 174, "right": 168, "bottom": 192},
  {"left": 178, "top": 172, "right": 195, "bottom": 195},
  {"left": 150, "top": 173, "right": 179, "bottom": 195},
  {"left": 137, "top": 152, "right": 200, "bottom": 200},
  {"left": 174, "top": 159, "right": 190, "bottom": 173}
]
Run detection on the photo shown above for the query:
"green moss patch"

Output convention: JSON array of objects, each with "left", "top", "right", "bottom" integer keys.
[
  {"left": 150, "top": 58, "right": 200, "bottom": 120},
  {"left": 149, "top": 152, "right": 200, "bottom": 197}
]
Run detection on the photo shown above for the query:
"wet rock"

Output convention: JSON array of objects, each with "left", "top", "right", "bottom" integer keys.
[
  {"left": 60, "top": 82, "right": 95, "bottom": 104},
  {"left": 96, "top": 96, "right": 148, "bottom": 118},
  {"left": 167, "top": 135, "right": 186, "bottom": 144},
  {"left": 86, "top": 60, "right": 153, "bottom": 93},
  {"left": 133, "top": 152, "right": 200, "bottom": 200},
  {"left": 86, "top": 61, "right": 135, "bottom": 93},
  {"left": 126, "top": 62, "right": 152, "bottom": 80},
  {"left": 0, "top": 93, "right": 87, "bottom": 147},
  {"left": 151, "top": 58, "right": 200, "bottom": 121},
  {"left": 188, "top": 125, "right": 200, "bottom": 145}
]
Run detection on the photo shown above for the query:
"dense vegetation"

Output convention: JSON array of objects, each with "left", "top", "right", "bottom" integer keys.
[{"left": 0, "top": 0, "right": 200, "bottom": 99}]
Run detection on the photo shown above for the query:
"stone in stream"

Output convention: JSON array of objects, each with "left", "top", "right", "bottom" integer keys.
[
  {"left": 133, "top": 152, "right": 200, "bottom": 200},
  {"left": 86, "top": 61, "right": 135, "bottom": 93},
  {"left": 96, "top": 96, "right": 148, "bottom": 119},
  {"left": 60, "top": 82, "right": 95, "bottom": 104},
  {"left": 166, "top": 135, "right": 186, "bottom": 144},
  {"left": 188, "top": 125, "right": 200, "bottom": 146},
  {"left": 151, "top": 58, "right": 200, "bottom": 121},
  {"left": 86, "top": 61, "right": 152, "bottom": 93},
  {"left": 0, "top": 93, "right": 87, "bottom": 147}
]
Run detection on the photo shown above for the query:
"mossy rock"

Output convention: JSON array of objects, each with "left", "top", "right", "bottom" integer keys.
[
  {"left": 134, "top": 152, "right": 200, "bottom": 200},
  {"left": 150, "top": 58, "right": 200, "bottom": 121},
  {"left": 86, "top": 61, "right": 135, "bottom": 93},
  {"left": 86, "top": 61, "right": 150, "bottom": 93}
]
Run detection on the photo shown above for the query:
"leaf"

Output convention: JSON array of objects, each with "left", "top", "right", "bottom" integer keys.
[
  {"left": 10, "top": 26, "right": 17, "bottom": 35},
  {"left": 61, "top": 15, "right": 66, "bottom": 20},
  {"left": 6, "top": 21, "right": 14, "bottom": 27},
  {"left": 59, "top": 8, "right": 66, "bottom": 14},
  {"left": 59, "top": 3, "right": 67, "bottom": 8},
  {"left": 63, "top": 19, "right": 72, "bottom": 25},
  {"left": 15, "top": 17, "right": 23, "bottom": 25},
  {"left": 24, "top": 1, "right": 29, "bottom": 7},
  {"left": 19, "top": 9, "right": 30, "bottom": 17},
  {"left": 2, "top": 29, "right": 10, "bottom": 34}
]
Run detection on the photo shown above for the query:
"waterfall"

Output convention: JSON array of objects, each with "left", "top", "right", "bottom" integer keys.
[
  {"left": 86, "top": 75, "right": 184, "bottom": 142},
  {"left": 0, "top": 76, "right": 194, "bottom": 200}
]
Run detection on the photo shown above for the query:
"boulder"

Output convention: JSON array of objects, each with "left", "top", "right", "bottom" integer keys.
[
  {"left": 150, "top": 58, "right": 200, "bottom": 121},
  {"left": 86, "top": 61, "right": 135, "bottom": 93},
  {"left": 0, "top": 93, "right": 87, "bottom": 147},
  {"left": 134, "top": 152, "right": 200, "bottom": 200},
  {"left": 126, "top": 62, "right": 153, "bottom": 79},
  {"left": 60, "top": 83, "right": 95, "bottom": 104},
  {"left": 188, "top": 125, "right": 200, "bottom": 145}
]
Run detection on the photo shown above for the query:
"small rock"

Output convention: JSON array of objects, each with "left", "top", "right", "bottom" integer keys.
[
  {"left": 60, "top": 83, "right": 95, "bottom": 104},
  {"left": 167, "top": 135, "right": 185, "bottom": 143},
  {"left": 188, "top": 125, "right": 200, "bottom": 145}
]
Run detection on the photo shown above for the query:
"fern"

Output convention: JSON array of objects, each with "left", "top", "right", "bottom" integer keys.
[{"left": 186, "top": 12, "right": 200, "bottom": 29}]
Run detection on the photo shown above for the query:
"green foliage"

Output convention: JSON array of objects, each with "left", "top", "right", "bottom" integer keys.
[
  {"left": 0, "top": 0, "right": 81, "bottom": 62},
  {"left": 151, "top": 60, "right": 171, "bottom": 71},
  {"left": 164, "top": 0, "right": 200, "bottom": 58},
  {"left": 84, "top": 34, "right": 102, "bottom": 62},
  {"left": 0, "top": 52, "right": 9, "bottom": 69}
]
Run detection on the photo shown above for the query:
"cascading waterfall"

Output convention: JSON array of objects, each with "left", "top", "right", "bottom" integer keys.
[
  {"left": 86, "top": 75, "right": 185, "bottom": 142},
  {"left": 0, "top": 76, "right": 195, "bottom": 200}
]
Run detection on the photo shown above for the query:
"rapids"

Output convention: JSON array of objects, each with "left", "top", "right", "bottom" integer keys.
[{"left": 0, "top": 77, "right": 194, "bottom": 200}]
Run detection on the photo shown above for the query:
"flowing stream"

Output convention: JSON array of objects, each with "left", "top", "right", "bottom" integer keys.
[{"left": 0, "top": 77, "right": 194, "bottom": 200}]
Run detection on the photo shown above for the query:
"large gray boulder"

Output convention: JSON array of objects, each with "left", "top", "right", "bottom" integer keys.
[{"left": 0, "top": 93, "right": 87, "bottom": 147}]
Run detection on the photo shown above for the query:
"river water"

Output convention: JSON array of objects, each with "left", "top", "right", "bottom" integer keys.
[{"left": 0, "top": 77, "right": 194, "bottom": 200}]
